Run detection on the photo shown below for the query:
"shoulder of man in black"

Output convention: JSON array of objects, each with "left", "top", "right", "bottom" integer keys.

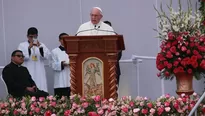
[
  {"left": 2, "top": 63, "right": 13, "bottom": 72},
  {"left": 3, "top": 62, "right": 28, "bottom": 74}
]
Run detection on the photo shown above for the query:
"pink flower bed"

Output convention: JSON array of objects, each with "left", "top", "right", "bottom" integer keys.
[{"left": 0, "top": 93, "right": 205, "bottom": 116}]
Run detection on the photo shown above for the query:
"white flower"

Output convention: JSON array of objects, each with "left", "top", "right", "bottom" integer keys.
[
  {"left": 1, "top": 110, "right": 6, "bottom": 114},
  {"left": 165, "top": 107, "right": 171, "bottom": 112},
  {"left": 109, "top": 98, "right": 114, "bottom": 102},
  {"left": 133, "top": 108, "right": 140, "bottom": 113},
  {"left": 172, "top": 25, "right": 179, "bottom": 32},
  {"left": 181, "top": 93, "right": 185, "bottom": 97},
  {"left": 193, "top": 92, "right": 197, "bottom": 96},
  {"left": 155, "top": 1, "right": 202, "bottom": 40},
  {"left": 150, "top": 108, "right": 156, "bottom": 114}
]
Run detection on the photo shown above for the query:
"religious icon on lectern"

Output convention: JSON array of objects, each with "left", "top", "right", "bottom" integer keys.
[{"left": 82, "top": 57, "right": 104, "bottom": 97}]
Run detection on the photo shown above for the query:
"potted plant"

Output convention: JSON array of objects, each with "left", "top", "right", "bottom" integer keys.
[{"left": 155, "top": 0, "right": 205, "bottom": 95}]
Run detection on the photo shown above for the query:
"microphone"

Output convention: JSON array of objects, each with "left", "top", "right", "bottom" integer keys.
[
  {"left": 75, "top": 28, "right": 96, "bottom": 36},
  {"left": 94, "top": 25, "right": 100, "bottom": 30},
  {"left": 96, "top": 26, "right": 118, "bottom": 35},
  {"left": 75, "top": 25, "right": 100, "bottom": 36},
  {"left": 75, "top": 25, "right": 118, "bottom": 35}
]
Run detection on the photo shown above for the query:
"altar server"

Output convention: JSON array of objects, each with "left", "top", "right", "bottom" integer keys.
[
  {"left": 18, "top": 27, "right": 50, "bottom": 92},
  {"left": 50, "top": 33, "right": 71, "bottom": 98}
]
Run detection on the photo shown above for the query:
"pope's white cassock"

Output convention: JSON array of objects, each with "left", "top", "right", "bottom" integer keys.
[
  {"left": 18, "top": 42, "right": 50, "bottom": 92},
  {"left": 76, "top": 21, "right": 115, "bottom": 35},
  {"left": 50, "top": 46, "right": 70, "bottom": 89}
]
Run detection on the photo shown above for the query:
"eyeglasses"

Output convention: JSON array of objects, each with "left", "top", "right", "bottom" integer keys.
[
  {"left": 28, "top": 35, "right": 38, "bottom": 39},
  {"left": 14, "top": 55, "right": 25, "bottom": 58},
  {"left": 90, "top": 14, "right": 101, "bottom": 17}
]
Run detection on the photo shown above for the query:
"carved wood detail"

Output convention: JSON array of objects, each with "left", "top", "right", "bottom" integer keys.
[
  {"left": 107, "top": 53, "right": 118, "bottom": 99},
  {"left": 69, "top": 54, "right": 78, "bottom": 95},
  {"left": 80, "top": 40, "right": 104, "bottom": 51}
]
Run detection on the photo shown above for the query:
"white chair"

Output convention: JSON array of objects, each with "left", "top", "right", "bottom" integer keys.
[{"left": 1, "top": 75, "right": 8, "bottom": 94}]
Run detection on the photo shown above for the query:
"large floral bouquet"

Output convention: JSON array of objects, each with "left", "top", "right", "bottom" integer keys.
[
  {"left": 0, "top": 94, "right": 205, "bottom": 116},
  {"left": 155, "top": 0, "right": 205, "bottom": 80}
]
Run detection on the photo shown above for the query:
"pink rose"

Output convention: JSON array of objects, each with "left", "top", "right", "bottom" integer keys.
[
  {"left": 39, "top": 97, "right": 45, "bottom": 102},
  {"left": 157, "top": 107, "right": 164, "bottom": 115},
  {"left": 174, "top": 103, "right": 179, "bottom": 109},
  {"left": 122, "top": 107, "right": 128, "bottom": 113},
  {"left": 141, "top": 109, "right": 148, "bottom": 114},
  {"left": 156, "top": 102, "right": 161, "bottom": 106},
  {"left": 176, "top": 36, "right": 183, "bottom": 41},
  {"left": 30, "top": 104, "right": 35, "bottom": 111},
  {"left": 61, "top": 96, "right": 66, "bottom": 101},
  {"left": 64, "top": 110, "right": 71, "bottom": 116},
  {"left": 50, "top": 102, "right": 56, "bottom": 107},
  {"left": 181, "top": 46, "right": 187, "bottom": 52},
  {"left": 88, "top": 112, "right": 99, "bottom": 116},
  {"left": 147, "top": 103, "right": 153, "bottom": 108},
  {"left": 82, "top": 102, "right": 89, "bottom": 108},
  {"left": 190, "top": 37, "right": 195, "bottom": 42},
  {"left": 80, "top": 96, "right": 86, "bottom": 102},
  {"left": 13, "top": 110, "right": 19, "bottom": 115},
  {"left": 167, "top": 63, "right": 172, "bottom": 69},
  {"left": 170, "top": 46, "right": 176, "bottom": 53},
  {"left": 110, "top": 111, "right": 116, "bottom": 115},
  {"left": 48, "top": 95, "right": 54, "bottom": 101},
  {"left": 21, "top": 102, "right": 26, "bottom": 108},
  {"left": 164, "top": 102, "right": 170, "bottom": 107},
  {"left": 129, "top": 101, "right": 134, "bottom": 107},
  {"left": 168, "top": 32, "right": 174, "bottom": 40},
  {"left": 186, "top": 49, "right": 191, "bottom": 54},
  {"left": 200, "top": 60, "right": 205, "bottom": 70},
  {"left": 166, "top": 51, "right": 173, "bottom": 58},
  {"left": 95, "top": 104, "right": 100, "bottom": 108},
  {"left": 72, "top": 103, "right": 78, "bottom": 109},
  {"left": 31, "top": 96, "right": 36, "bottom": 102},
  {"left": 35, "top": 107, "right": 40, "bottom": 113},
  {"left": 9, "top": 97, "right": 13, "bottom": 103},
  {"left": 157, "top": 73, "right": 161, "bottom": 77},
  {"left": 29, "top": 111, "right": 33, "bottom": 115},
  {"left": 165, "top": 71, "right": 170, "bottom": 77},
  {"left": 97, "top": 109, "right": 104, "bottom": 115},
  {"left": 94, "top": 95, "right": 101, "bottom": 102},
  {"left": 165, "top": 94, "right": 170, "bottom": 98},
  {"left": 44, "top": 110, "right": 52, "bottom": 116},
  {"left": 187, "top": 69, "right": 192, "bottom": 74}
]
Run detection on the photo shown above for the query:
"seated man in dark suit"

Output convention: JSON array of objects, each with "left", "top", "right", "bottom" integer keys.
[{"left": 2, "top": 50, "right": 48, "bottom": 98}]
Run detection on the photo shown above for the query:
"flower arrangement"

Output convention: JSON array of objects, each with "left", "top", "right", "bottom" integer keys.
[
  {"left": 155, "top": 0, "right": 205, "bottom": 80},
  {"left": 0, "top": 94, "right": 205, "bottom": 116}
]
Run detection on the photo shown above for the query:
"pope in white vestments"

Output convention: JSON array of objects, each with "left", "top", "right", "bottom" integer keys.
[
  {"left": 76, "top": 7, "right": 116, "bottom": 36},
  {"left": 18, "top": 27, "right": 50, "bottom": 92},
  {"left": 50, "top": 33, "right": 71, "bottom": 98}
]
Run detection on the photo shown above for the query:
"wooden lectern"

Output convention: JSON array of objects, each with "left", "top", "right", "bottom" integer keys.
[{"left": 63, "top": 35, "right": 125, "bottom": 99}]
